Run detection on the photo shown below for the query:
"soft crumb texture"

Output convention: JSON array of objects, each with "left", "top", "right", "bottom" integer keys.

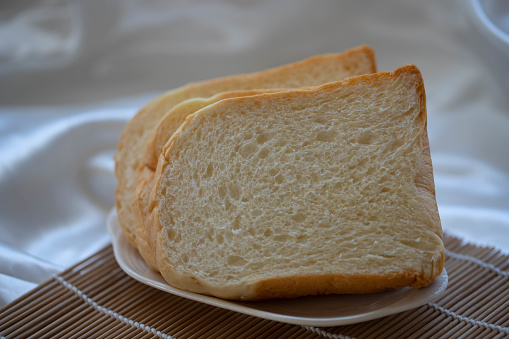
[
  {"left": 115, "top": 45, "right": 376, "bottom": 248},
  {"left": 135, "top": 89, "right": 282, "bottom": 271},
  {"left": 151, "top": 65, "right": 444, "bottom": 300}
]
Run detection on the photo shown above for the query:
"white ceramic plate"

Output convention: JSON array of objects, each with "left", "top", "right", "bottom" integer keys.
[{"left": 107, "top": 208, "right": 448, "bottom": 327}]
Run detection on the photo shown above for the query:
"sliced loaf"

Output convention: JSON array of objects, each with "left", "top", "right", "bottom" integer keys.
[{"left": 149, "top": 65, "right": 444, "bottom": 300}]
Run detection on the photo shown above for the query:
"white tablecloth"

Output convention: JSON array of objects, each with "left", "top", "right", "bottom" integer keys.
[{"left": 1, "top": 0, "right": 508, "bottom": 307}]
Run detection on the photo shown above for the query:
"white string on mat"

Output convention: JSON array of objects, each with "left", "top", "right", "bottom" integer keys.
[
  {"left": 53, "top": 275, "right": 176, "bottom": 339},
  {"left": 427, "top": 302, "right": 509, "bottom": 335},
  {"left": 445, "top": 249, "right": 509, "bottom": 277},
  {"left": 303, "top": 326, "right": 356, "bottom": 339}
]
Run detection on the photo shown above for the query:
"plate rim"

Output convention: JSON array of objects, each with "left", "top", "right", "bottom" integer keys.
[{"left": 106, "top": 208, "right": 448, "bottom": 326}]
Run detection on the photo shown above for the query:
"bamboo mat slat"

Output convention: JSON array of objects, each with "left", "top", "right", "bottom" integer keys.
[{"left": 1, "top": 233, "right": 509, "bottom": 339}]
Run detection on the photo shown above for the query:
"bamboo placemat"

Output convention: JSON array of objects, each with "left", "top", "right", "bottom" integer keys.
[{"left": 1, "top": 233, "right": 509, "bottom": 339}]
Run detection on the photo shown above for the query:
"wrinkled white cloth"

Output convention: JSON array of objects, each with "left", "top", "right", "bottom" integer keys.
[{"left": 1, "top": 0, "right": 508, "bottom": 307}]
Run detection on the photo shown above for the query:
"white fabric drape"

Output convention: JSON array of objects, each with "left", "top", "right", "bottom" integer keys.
[{"left": 1, "top": 0, "right": 508, "bottom": 307}]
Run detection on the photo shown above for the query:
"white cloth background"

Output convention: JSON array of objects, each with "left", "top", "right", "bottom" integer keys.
[{"left": 1, "top": 0, "right": 508, "bottom": 307}]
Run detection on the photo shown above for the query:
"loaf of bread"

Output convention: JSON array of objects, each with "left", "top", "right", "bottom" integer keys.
[
  {"left": 148, "top": 65, "right": 444, "bottom": 300},
  {"left": 114, "top": 45, "right": 376, "bottom": 267}
]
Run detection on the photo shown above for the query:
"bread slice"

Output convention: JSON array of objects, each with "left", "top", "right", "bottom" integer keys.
[
  {"left": 149, "top": 65, "right": 444, "bottom": 300},
  {"left": 135, "top": 89, "right": 284, "bottom": 270},
  {"left": 115, "top": 45, "right": 376, "bottom": 250}
]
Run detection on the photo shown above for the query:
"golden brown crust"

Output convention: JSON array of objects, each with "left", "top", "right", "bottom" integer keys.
[
  {"left": 133, "top": 166, "right": 159, "bottom": 271},
  {"left": 156, "top": 261, "right": 431, "bottom": 301},
  {"left": 250, "top": 271, "right": 433, "bottom": 301},
  {"left": 115, "top": 89, "right": 189, "bottom": 247},
  {"left": 412, "top": 72, "right": 445, "bottom": 275}
]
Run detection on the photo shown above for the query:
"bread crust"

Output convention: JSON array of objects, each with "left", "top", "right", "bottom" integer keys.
[
  {"left": 132, "top": 166, "right": 159, "bottom": 271},
  {"left": 149, "top": 65, "right": 444, "bottom": 300},
  {"left": 158, "top": 264, "right": 441, "bottom": 301}
]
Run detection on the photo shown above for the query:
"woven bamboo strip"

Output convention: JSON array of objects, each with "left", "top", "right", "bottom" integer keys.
[
  {"left": 346, "top": 310, "right": 398, "bottom": 337},
  {"left": 68, "top": 261, "right": 123, "bottom": 288},
  {"left": 0, "top": 280, "right": 61, "bottom": 327},
  {"left": 172, "top": 303, "right": 229, "bottom": 338},
  {"left": 405, "top": 310, "right": 449, "bottom": 338},
  {"left": 489, "top": 329, "right": 506, "bottom": 339},
  {"left": 85, "top": 318, "right": 126, "bottom": 339},
  {"left": 141, "top": 299, "right": 201, "bottom": 338},
  {"left": 478, "top": 296, "right": 509, "bottom": 325},
  {"left": 67, "top": 264, "right": 125, "bottom": 294},
  {"left": 388, "top": 307, "right": 439, "bottom": 338},
  {"left": 283, "top": 329, "right": 310, "bottom": 339},
  {"left": 13, "top": 296, "right": 86, "bottom": 339},
  {"left": 353, "top": 307, "right": 425, "bottom": 338},
  {"left": 443, "top": 235, "right": 462, "bottom": 250},
  {"left": 480, "top": 249, "right": 507, "bottom": 265},
  {"left": 113, "top": 288, "right": 167, "bottom": 325},
  {"left": 292, "top": 328, "right": 323, "bottom": 339},
  {"left": 433, "top": 318, "right": 465, "bottom": 338},
  {"left": 238, "top": 318, "right": 287, "bottom": 339},
  {"left": 264, "top": 323, "right": 302, "bottom": 339},
  {"left": 108, "top": 326, "right": 145, "bottom": 339},
  {"left": 155, "top": 299, "right": 214, "bottom": 336},
  {"left": 469, "top": 326, "right": 492, "bottom": 338},
  {"left": 98, "top": 321, "right": 143, "bottom": 339},
  {"left": 66, "top": 310, "right": 118, "bottom": 338},
  {"left": 158, "top": 302, "right": 215, "bottom": 337},
  {"left": 36, "top": 303, "right": 97, "bottom": 339},
  {"left": 271, "top": 326, "right": 306, "bottom": 339},
  {"left": 458, "top": 276, "right": 508, "bottom": 319},
  {"left": 449, "top": 323, "right": 477, "bottom": 339},
  {"left": 58, "top": 312, "right": 105, "bottom": 339},
  {"left": 454, "top": 276, "right": 509, "bottom": 323},
  {"left": 0, "top": 279, "right": 57, "bottom": 322},
  {"left": 99, "top": 281, "right": 160, "bottom": 315},
  {"left": 447, "top": 274, "right": 497, "bottom": 312},
  {"left": 133, "top": 331, "right": 154, "bottom": 339},
  {"left": 214, "top": 314, "right": 258, "bottom": 339},
  {"left": 486, "top": 303, "right": 509, "bottom": 325},
  {"left": 347, "top": 315, "right": 394, "bottom": 337},
  {"left": 2, "top": 289, "right": 75, "bottom": 337},
  {"left": 494, "top": 331, "right": 509, "bottom": 339},
  {"left": 444, "top": 254, "right": 469, "bottom": 271},
  {"left": 138, "top": 295, "right": 198, "bottom": 334},
  {"left": 133, "top": 332, "right": 153, "bottom": 339},
  {"left": 62, "top": 259, "right": 120, "bottom": 292},
  {"left": 438, "top": 265, "right": 492, "bottom": 308},
  {"left": 178, "top": 304, "right": 230, "bottom": 338},
  {"left": 479, "top": 249, "right": 506, "bottom": 266}
]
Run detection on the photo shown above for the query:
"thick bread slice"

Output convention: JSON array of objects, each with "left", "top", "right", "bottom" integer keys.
[
  {"left": 134, "top": 89, "right": 283, "bottom": 270},
  {"left": 150, "top": 65, "right": 444, "bottom": 300},
  {"left": 115, "top": 45, "right": 376, "bottom": 249}
]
